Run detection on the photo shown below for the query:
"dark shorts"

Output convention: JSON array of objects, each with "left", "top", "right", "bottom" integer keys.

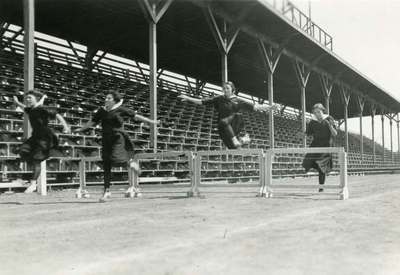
[
  {"left": 19, "top": 131, "right": 58, "bottom": 162},
  {"left": 102, "top": 131, "right": 134, "bottom": 164}
]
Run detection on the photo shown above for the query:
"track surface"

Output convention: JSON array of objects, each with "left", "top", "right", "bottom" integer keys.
[{"left": 1, "top": 175, "right": 400, "bottom": 275}]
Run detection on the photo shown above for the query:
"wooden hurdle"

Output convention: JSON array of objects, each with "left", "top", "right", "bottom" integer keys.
[
  {"left": 261, "top": 147, "right": 349, "bottom": 200},
  {"left": 190, "top": 149, "right": 266, "bottom": 196},
  {"left": 131, "top": 151, "right": 196, "bottom": 197}
]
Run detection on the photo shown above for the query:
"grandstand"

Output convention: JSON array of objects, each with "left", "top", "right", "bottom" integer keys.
[
  {"left": 2, "top": 1, "right": 400, "bottom": 275},
  {"left": 1, "top": 0, "right": 400, "bottom": 191}
]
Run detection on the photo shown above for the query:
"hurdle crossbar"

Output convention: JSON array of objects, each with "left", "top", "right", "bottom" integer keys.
[
  {"left": 192, "top": 149, "right": 265, "bottom": 195},
  {"left": 133, "top": 151, "right": 196, "bottom": 196},
  {"left": 263, "top": 147, "right": 349, "bottom": 200}
]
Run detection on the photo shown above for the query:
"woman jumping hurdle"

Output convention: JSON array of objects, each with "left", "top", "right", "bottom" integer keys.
[
  {"left": 301, "top": 103, "right": 337, "bottom": 192},
  {"left": 14, "top": 91, "right": 70, "bottom": 193},
  {"left": 179, "top": 81, "right": 279, "bottom": 149},
  {"left": 75, "top": 91, "right": 158, "bottom": 202}
]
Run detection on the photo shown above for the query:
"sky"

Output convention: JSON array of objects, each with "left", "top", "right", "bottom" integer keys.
[{"left": 289, "top": 0, "right": 400, "bottom": 151}]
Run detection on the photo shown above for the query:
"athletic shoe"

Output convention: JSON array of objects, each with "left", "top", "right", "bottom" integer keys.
[
  {"left": 24, "top": 181, "right": 37, "bottom": 193},
  {"left": 99, "top": 191, "right": 111, "bottom": 202},
  {"left": 240, "top": 134, "right": 251, "bottom": 145}
]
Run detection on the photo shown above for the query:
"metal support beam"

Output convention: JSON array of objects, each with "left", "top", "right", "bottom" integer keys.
[
  {"left": 390, "top": 118, "right": 393, "bottom": 162},
  {"left": 67, "top": 41, "right": 85, "bottom": 67},
  {"left": 356, "top": 95, "right": 365, "bottom": 161},
  {"left": 149, "top": 19, "right": 157, "bottom": 152},
  {"left": 381, "top": 110, "right": 385, "bottom": 162},
  {"left": 23, "top": 0, "right": 34, "bottom": 139},
  {"left": 293, "top": 60, "right": 311, "bottom": 147},
  {"left": 319, "top": 74, "right": 333, "bottom": 115},
  {"left": 140, "top": 0, "right": 173, "bottom": 152},
  {"left": 203, "top": 5, "right": 240, "bottom": 83},
  {"left": 371, "top": 105, "right": 376, "bottom": 164},
  {"left": 340, "top": 85, "right": 351, "bottom": 153},
  {"left": 258, "top": 39, "right": 282, "bottom": 149}
]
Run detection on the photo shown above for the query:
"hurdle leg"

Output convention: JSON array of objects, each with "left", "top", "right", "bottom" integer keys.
[
  {"left": 76, "top": 159, "right": 89, "bottom": 198},
  {"left": 37, "top": 161, "right": 47, "bottom": 196},
  {"left": 187, "top": 153, "right": 201, "bottom": 197},
  {"left": 339, "top": 151, "right": 349, "bottom": 200},
  {"left": 125, "top": 159, "right": 142, "bottom": 198}
]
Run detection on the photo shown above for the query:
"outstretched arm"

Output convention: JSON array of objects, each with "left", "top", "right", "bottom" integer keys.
[
  {"left": 135, "top": 113, "right": 159, "bottom": 125},
  {"left": 74, "top": 120, "right": 95, "bottom": 133},
  {"left": 178, "top": 94, "right": 203, "bottom": 105},
  {"left": 36, "top": 94, "right": 47, "bottom": 106},
  {"left": 253, "top": 103, "right": 280, "bottom": 113},
  {"left": 13, "top": 96, "right": 25, "bottom": 109},
  {"left": 56, "top": 114, "right": 71, "bottom": 134}
]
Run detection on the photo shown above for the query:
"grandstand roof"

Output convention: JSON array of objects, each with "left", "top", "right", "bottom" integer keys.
[{"left": 1, "top": 0, "right": 399, "bottom": 119}]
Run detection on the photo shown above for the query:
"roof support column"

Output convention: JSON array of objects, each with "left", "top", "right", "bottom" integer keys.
[
  {"left": 24, "top": 0, "right": 46, "bottom": 195},
  {"left": 140, "top": 0, "right": 173, "bottom": 152},
  {"left": 370, "top": 104, "right": 376, "bottom": 164},
  {"left": 319, "top": 74, "right": 333, "bottom": 115},
  {"left": 293, "top": 60, "right": 311, "bottom": 147},
  {"left": 381, "top": 110, "right": 385, "bottom": 163},
  {"left": 203, "top": 6, "right": 239, "bottom": 84},
  {"left": 390, "top": 117, "right": 393, "bottom": 163},
  {"left": 356, "top": 95, "right": 365, "bottom": 161},
  {"left": 340, "top": 85, "right": 351, "bottom": 153},
  {"left": 23, "top": 0, "right": 34, "bottom": 138},
  {"left": 386, "top": 113, "right": 396, "bottom": 163},
  {"left": 397, "top": 114, "right": 400, "bottom": 163},
  {"left": 258, "top": 40, "right": 282, "bottom": 149}
]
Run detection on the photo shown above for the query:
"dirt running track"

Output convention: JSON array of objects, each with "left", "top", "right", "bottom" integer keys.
[{"left": 1, "top": 174, "right": 400, "bottom": 275}]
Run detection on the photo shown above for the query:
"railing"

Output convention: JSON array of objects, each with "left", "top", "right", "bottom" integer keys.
[{"left": 266, "top": 0, "right": 333, "bottom": 51}]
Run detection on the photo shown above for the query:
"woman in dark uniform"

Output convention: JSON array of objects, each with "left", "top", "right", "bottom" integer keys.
[
  {"left": 75, "top": 91, "right": 158, "bottom": 202},
  {"left": 302, "top": 103, "right": 337, "bottom": 191},
  {"left": 14, "top": 91, "right": 70, "bottom": 193},
  {"left": 179, "top": 81, "right": 279, "bottom": 149}
]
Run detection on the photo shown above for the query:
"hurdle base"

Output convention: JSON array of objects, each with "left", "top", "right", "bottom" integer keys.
[
  {"left": 76, "top": 188, "right": 90, "bottom": 199},
  {"left": 125, "top": 187, "right": 142, "bottom": 198},
  {"left": 340, "top": 187, "right": 349, "bottom": 200},
  {"left": 187, "top": 189, "right": 201, "bottom": 198}
]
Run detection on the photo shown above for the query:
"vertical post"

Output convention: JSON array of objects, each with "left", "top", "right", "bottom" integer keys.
[
  {"left": 23, "top": 0, "right": 35, "bottom": 137},
  {"left": 356, "top": 96, "right": 365, "bottom": 161},
  {"left": 221, "top": 21, "right": 228, "bottom": 83},
  {"left": 203, "top": 7, "right": 239, "bottom": 84},
  {"left": 397, "top": 114, "right": 400, "bottom": 161},
  {"left": 267, "top": 71, "right": 275, "bottom": 148},
  {"left": 294, "top": 61, "right": 311, "bottom": 147},
  {"left": 319, "top": 74, "right": 333, "bottom": 115},
  {"left": 301, "top": 86, "right": 306, "bottom": 147},
  {"left": 140, "top": 0, "right": 173, "bottom": 152},
  {"left": 371, "top": 106, "right": 376, "bottom": 164},
  {"left": 264, "top": 150, "right": 273, "bottom": 198},
  {"left": 340, "top": 86, "right": 350, "bottom": 153},
  {"left": 339, "top": 149, "right": 349, "bottom": 200},
  {"left": 258, "top": 40, "right": 282, "bottom": 149},
  {"left": 381, "top": 112, "right": 385, "bottom": 163},
  {"left": 390, "top": 117, "right": 393, "bottom": 163},
  {"left": 149, "top": 15, "right": 157, "bottom": 152}
]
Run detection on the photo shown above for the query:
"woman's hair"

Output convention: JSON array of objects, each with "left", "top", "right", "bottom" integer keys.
[
  {"left": 312, "top": 103, "right": 326, "bottom": 113},
  {"left": 107, "top": 91, "right": 123, "bottom": 103},
  {"left": 25, "top": 90, "right": 43, "bottom": 100},
  {"left": 223, "top": 81, "right": 238, "bottom": 95}
]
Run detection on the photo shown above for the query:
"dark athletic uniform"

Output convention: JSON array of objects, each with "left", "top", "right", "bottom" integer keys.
[
  {"left": 302, "top": 115, "right": 336, "bottom": 185},
  {"left": 91, "top": 106, "right": 136, "bottom": 189},
  {"left": 203, "top": 95, "right": 253, "bottom": 149},
  {"left": 19, "top": 106, "right": 58, "bottom": 162}
]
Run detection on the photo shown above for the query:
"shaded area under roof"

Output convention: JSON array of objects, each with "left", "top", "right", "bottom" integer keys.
[{"left": 1, "top": 0, "right": 399, "bottom": 119}]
